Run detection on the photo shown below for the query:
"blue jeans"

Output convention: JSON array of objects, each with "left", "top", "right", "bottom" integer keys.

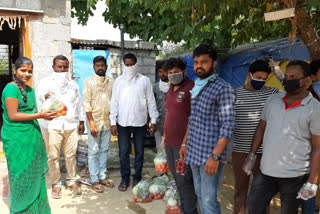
[
  {"left": 191, "top": 162, "right": 224, "bottom": 214},
  {"left": 302, "top": 197, "right": 315, "bottom": 214},
  {"left": 117, "top": 124, "right": 146, "bottom": 184},
  {"left": 88, "top": 129, "right": 111, "bottom": 183}
]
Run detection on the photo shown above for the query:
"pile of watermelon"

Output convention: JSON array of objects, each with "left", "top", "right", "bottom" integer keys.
[{"left": 154, "top": 151, "right": 169, "bottom": 173}]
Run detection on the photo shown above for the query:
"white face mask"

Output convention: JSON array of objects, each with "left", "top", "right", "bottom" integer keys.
[
  {"left": 53, "top": 72, "right": 69, "bottom": 81},
  {"left": 159, "top": 79, "right": 170, "bottom": 93},
  {"left": 123, "top": 63, "right": 139, "bottom": 78}
]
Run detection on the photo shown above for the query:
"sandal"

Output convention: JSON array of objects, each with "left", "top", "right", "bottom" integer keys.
[
  {"left": 70, "top": 183, "right": 82, "bottom": 195},
  {"left": 100, "top": 179, "right": 115, "bottom": 188},
  {"left": 51, "top": 186, "right": 62, "bottom": 199},
  {"left": 92, "top": 182, "right": 104, "bottom": 193},
  {"left": 118, "top": 183, "right": 129, "bottom": 192}
]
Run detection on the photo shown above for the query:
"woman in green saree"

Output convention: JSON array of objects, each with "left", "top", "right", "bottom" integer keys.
[{"left": 1, "top": 57, "right": 57, "bottom": 214}]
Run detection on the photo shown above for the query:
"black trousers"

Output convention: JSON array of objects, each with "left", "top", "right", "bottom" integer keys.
[
  {"left": 248, "top": 172, "right": 308, "bottom": 214},
  {"left": 165, "top": 144, "right": 198, "bottom": 214}
]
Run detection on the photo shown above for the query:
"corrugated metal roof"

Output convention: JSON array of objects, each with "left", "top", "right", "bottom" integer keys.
[{"left": 71, "top": 38, "right": 156, "bottom": 51}]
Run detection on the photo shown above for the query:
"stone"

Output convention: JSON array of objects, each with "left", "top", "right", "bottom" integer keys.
[
  {"left": 16, "top": 0, "right": 42, "bottom": 10},
  {"left": 0, "top": 0, "right": 14, "bottom": 8},
  {"left": 44, "top": 8, "right": 60, "bottom": 17},
  {"left": 142, "top": 57, "right": 155, "bottom": 66},
  {"left": 42, "top": 15, "right": 58, "bottom": 24},
  {"left": 59, "top": 15, "right": 71, "bottom": 26}
]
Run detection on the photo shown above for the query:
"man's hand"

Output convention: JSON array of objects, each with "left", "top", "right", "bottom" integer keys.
[
  {"left": 149, "top": 123, "right": 156, "bottom": 136},
  {"left": 242, "top": 152, "right": 257, "bottom": 176},
  {"left": 297, "top": 182, "right": 318, "bottom": 200},
  {"left": 179, "top": 146, "right": 186, "bottom": 161},
  {"left": 78, "top": 122, "right": 85, "bottom": 135},
  {"left": 111, "top": 125, "right": 118, "bottom": 136},
  {"left": 160, "top": 136, "right": 165, "bottom": 151},
  {"left": 90, "top": 124, "right": 98, "bottom": 138},
  {"left": 205, "top": 156, "right": 220, "bottom": 175},
  {"left": 45, "top": 92, "right": 55, "bottom": 100}
]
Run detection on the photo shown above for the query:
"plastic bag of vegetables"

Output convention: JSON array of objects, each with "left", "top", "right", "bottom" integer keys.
[
  {"left": 41, "top": 95, "right": 67, "bottom": 117},
  {"left": 149, "top": 183, "right": 166, "bottom": 199},
  {"left": 166, "top": 180, "right": 176, "bottom": 190},
  {"left": 152, "top": 173, "right": 169, "bottom": 186},
  {"left": 132, "top": 180, "right": 152, "bottom": 203},
  {"left": 165, "top": 187, "right": 181, "bottom": 212},
  {"left": 154, "top": 151, "right": 169, "bottom": 173}
]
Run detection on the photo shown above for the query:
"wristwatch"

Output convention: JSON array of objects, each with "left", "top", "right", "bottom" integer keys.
[{"left": 210, "top": 153, "right": 221, "bottom": 161}]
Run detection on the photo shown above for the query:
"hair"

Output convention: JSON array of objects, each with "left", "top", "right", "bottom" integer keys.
[
  {"left": 53, "top": 55, "right": 68, "bottom": 65},
  {"left": 163, "top": 57, "right": 186, "bottom": 72},
  {"left": 310, "top": 60, "right": 320, "bottom": 76},
  {"left": 13, "top": 57, "right": 33, "bottom": 103},
  {"left": 193, "top": 44, "right": 217, "bottom": 61},
  {"left": 249, "top": 60, "right": 271, "bottom": 74},
  {"left": 156, "top": 60, "right": 166, "bottom": 72},
  {"left": 286, "top": 60, "right": 312, "bottom": 76},
  {"left": 123, "top": 53, "right": 137, "bottom": 63},
  {"left": 93, "top": 55, "right": 106, "bottom": 65}
]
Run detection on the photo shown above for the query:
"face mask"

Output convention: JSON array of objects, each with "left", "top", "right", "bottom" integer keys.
[
  {"left": 123, "top": 63, "right": 138, "bottom": 78},
  {"left": 159, "top": 79, "right": 170, "bottom": 93},
  {"left": 168, "top": 72, "right": 184, "bottom": 85},
  {"left": 282, "top": 77, "right": 304, "bottom": 93},
  {"left": 53, "top": 72, "right": 68, "bottom": 81},
  {"left": 250, "top": 73, "right": 266, "bottom": 90}
]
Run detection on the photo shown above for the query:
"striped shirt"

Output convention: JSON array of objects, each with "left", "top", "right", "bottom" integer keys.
[{"left": 233, "top": 86, "right": 279, "bottom": 153}]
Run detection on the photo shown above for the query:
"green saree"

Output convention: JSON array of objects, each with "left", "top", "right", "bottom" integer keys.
[{"left": 1, "top": 84, "right": 51, "bottom": 214}]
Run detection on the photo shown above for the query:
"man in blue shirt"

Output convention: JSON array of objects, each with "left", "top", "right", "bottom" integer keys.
[{"left": 179, "top": 44, "right": 236, "bottom": 214}]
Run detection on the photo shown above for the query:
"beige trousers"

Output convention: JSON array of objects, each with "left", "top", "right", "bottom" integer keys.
[
  {"left": 40, "top": 127, "right": 49, "bottom": 154},
  {"left": 48, "top": 128, "right": 79, "bottom": 187}
]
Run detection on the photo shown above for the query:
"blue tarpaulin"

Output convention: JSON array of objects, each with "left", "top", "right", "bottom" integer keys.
[
  {"left": 73, "top": 50, "right": 110, "bottom": 97},
  {"left": 183, "top": 38, "right": 311, "bottom": 88}
]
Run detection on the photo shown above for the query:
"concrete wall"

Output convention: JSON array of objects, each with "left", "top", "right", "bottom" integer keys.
[
  {"left": 108, "top": 47, "right": 156, "bottom": 83},
  {"left": 26, "top": 0, "right": 71, "bottom": 90}
]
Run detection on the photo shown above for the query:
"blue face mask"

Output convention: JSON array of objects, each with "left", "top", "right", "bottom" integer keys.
[{"left": 250, "top": 73, "right": 266, "bottom": 90}]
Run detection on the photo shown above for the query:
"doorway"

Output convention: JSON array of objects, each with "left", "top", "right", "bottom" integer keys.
[{"left": 0, "top": 21, "right": 20, "bottom": 133}]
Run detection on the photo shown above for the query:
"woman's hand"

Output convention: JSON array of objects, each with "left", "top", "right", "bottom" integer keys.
[{"left": 41, "top": 110, "right": 58, "bottom": 120}]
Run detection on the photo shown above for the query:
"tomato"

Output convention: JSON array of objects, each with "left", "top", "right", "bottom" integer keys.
[
  {"left": 57, "top": 106, "right": 64, "bottom": 112},
  {"left": 133, "top": 196, "right": 138, "bottom": 201}
]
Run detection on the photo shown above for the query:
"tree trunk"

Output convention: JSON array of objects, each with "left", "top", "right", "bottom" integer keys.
[{"left": 294, "top": 7, "right": 320, "bottom": 60}]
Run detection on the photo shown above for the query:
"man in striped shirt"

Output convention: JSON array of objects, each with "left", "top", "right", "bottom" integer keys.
[{"left": 232, "top": 60, "right": 280, "bottom": 214}]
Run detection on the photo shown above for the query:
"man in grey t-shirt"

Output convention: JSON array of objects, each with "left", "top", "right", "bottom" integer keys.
[{"left": 243, "top": 60, "right": 320, "bottom": 214}]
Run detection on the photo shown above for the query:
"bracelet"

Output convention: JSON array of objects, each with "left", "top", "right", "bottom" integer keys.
[
  {"left": 181, "top": 144, "right": 187, "bottom": 147},
  {"left": 39, "top": 112, "right": 42, "bottom": 118}
]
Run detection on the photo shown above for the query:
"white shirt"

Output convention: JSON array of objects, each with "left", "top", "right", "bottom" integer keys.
[
  {"left": 36, "top": 73, "right": 85, "bottom": 131},
  {"left": 110, "top": 73, "right": 158, "bottom": 127}
]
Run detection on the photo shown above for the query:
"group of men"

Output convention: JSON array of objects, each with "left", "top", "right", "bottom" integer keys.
[{"left": 35, "top": 43, "right": 319, "bottom": 214}]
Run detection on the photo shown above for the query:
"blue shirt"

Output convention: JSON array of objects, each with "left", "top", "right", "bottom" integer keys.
[{"left": 185, "top": 74, "right": 236, "bottom": 165}]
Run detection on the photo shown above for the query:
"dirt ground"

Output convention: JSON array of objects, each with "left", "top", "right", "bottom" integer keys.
[{"left": 0, "top": 164, "right": 284, "bottom": 214}]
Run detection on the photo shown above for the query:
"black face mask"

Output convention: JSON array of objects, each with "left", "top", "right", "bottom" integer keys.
[{"left": 282, "top": 76, "right": 305, "bottom": 93}]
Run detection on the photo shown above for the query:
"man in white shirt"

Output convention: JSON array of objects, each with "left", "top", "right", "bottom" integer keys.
[
  {"left": 110, "top": 53, "right": 159, "bottom": 191},
  {"left": 82, "top": 56, "right": 114, "bottom": 193},
  {"left": 37, "top": 55, "right": 85, "bottom": 199}
]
